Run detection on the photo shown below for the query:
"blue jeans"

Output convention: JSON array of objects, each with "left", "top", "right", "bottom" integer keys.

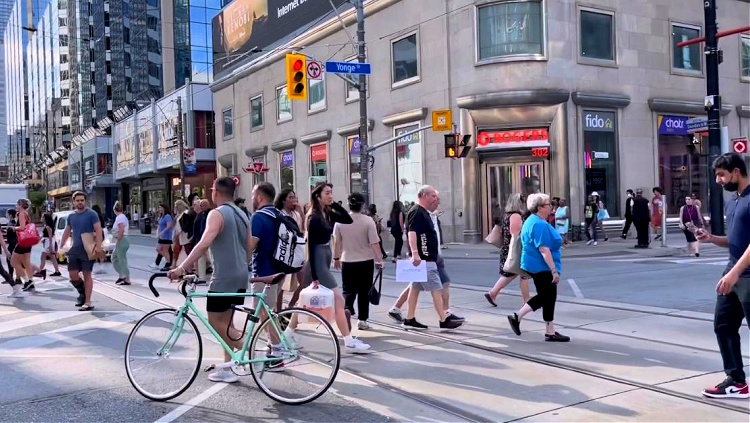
[{"left": 585, "top": 220, "right": 598, "bottom": 241}]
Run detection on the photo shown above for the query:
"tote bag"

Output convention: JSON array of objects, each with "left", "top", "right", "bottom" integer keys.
[
  {"left": 484, "top": 224, "right": 503, "bottom": 249},
  {"left": 502, "top": 234, "right": 528, "bottom": 277}
]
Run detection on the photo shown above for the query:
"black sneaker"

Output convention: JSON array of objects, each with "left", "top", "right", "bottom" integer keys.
[
  {"left": 439, "top": 315, "right": 463, "bottom": 330},
  {"left": 402, "top": 318, "right": 428, "bottom": 331},
  {"left": 544, "top": 332, "right": 570, "bottom": 342},
  {"left": 388, "top": 309, "right": 404, "bottom": 323},
  {"left": 508, "top": 313, "right": 521, "bottom": 336},
  {"left": 446, "top": 313, "right": 465, "bottom": 322},
  {"left": 50, "top": 271, "right": 62, "bottom": 277},
  {"left": 702, "top": 376, "right": 750, "bottom": 399},
  {"left": 22, "top": 280, "right": 35, "bottom": 292}
]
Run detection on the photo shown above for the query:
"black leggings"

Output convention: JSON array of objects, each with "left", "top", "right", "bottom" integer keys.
[
  {"left": 526, "top": 270, "right": 558, "bottom": 322},
  {"left": 342, "top": 259, "right": 374, "bottom": 321},
  {"left": 391, "top": 230, "right": 403, "bottom": 257}
]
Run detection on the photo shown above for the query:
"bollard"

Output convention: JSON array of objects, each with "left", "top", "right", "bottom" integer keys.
[{"left": 661, "top": 194, "right": 667, "bottom": 247}]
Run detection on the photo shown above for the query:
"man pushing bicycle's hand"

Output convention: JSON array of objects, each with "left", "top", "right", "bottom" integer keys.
[{"left": 167, "top": 177, "right": 252, "bottom": 384}]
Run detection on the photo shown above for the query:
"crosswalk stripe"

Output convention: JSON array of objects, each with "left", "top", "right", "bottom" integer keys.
[{"left": 0, "top": 311, "right": 81, "bottom": 335}]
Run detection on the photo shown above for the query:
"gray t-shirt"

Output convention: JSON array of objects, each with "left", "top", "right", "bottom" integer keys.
[
  {"left": 67, "top": 209, "right": 99, "bottom": 248},
  {"left": 208, "top": 203, "right": 251, "bottom": 293}
]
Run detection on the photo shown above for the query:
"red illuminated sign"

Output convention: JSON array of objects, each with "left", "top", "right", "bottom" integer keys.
[
  {"left": 732, "top": 138, "right": 748, "bottom": 155},
  {"left": 311, "top": 144, "right": 328, "bottom": 162},
  {"left": 477, "top": 129, "right": 550, "bottom": 149},
  {"left": 531, "top": 147, "right": 549, "bottom": 158}
]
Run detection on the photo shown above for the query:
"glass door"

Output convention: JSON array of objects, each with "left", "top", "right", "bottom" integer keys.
[
  {"left": 485, "top": 161, "right": 546, "bottom": 233},
  {"left": 488, "top": 165, "right": 513, "bottom": 227}
]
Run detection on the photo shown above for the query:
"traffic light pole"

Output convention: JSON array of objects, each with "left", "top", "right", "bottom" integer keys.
[
  {"left": 704, "top": 0, "right": 724, "bottom": 236},
  {"left": 355, "top": 0, "right": 370, "bottom": 205}
]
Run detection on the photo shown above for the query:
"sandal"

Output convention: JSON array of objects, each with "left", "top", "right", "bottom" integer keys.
[
  {"left": 119, "top": 281, "right": 131, "bottom": 286},
  {"left": 484, "top": 293, "right": 497, "bottom": 307},
  {"left": 79, "top": 305, "right": 95, "bottom": 311},
  {"left": 114, "top": 278, "right": 124, "bottom": 285}
]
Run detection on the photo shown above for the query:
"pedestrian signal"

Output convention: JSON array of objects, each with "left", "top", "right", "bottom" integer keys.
[
  {"left": 286, "top": 54, "right": 307, "bottom": 101},
  {"left": 444, "top": 134, "right": 472, "bottom": 159}
]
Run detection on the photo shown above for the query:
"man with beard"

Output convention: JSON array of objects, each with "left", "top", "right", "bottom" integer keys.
[
  {"left": 60, "top": 192, "right": 103, "bottom": 310},
  {"left": 698, "top": 153, "right": 750, "bottom": 399}
]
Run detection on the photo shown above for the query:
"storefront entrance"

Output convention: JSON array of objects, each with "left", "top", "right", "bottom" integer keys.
[{"left": 482, "top": 160, "right": 547, "bottom": 235}]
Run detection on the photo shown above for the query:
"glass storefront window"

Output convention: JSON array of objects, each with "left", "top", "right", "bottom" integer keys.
[
  {"left": 582, "top": 110, "right": 619, "bottom": 216},
  {"left": 348, "top": 136, "right": 363, "bottom": 195},
  {"left": 657, "top": 115, "right": 708, "bottom": 215},
  {"left": 279, "top": 150, "right": 295, "bottom": 191},
  {"left": 394, "top": 122, "right": 423, "bottom": 208},
  {"left": 251, "top": 155, "right": 266, "bottom": 187},
  {"left": 309, "top": 143, "right": 328, "bottom": 190}
]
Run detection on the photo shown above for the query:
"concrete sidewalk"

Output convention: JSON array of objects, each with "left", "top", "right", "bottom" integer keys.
[{"left": 79, "top": 253, "right": 749, "bottom": 422}]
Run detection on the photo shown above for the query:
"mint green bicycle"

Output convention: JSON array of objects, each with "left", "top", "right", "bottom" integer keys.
[{"left": 124, "top": 273, "right": 340, "bottom": 405}]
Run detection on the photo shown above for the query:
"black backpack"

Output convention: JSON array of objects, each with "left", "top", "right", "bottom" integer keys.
[{"left": 256, "top": 207, "right": 306, "bottom": 274}]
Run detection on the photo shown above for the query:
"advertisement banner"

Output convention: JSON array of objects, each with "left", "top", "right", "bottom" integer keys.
[
  {"left": 310, "top": 143, "right": 327, "bottom": 162},
  {"left": 280, "top": 150, "right": 294, "bottom": 168},
  {"left": 657, "top": 115, "right": 689, "bottom": 136},
  {"left": 212, "top": 0, "right": 348, "bottom": 76}
]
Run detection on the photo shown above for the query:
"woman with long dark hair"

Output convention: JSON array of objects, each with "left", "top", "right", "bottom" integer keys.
[
  {"left": 389, "top": 201, "right": 405, "bottom": 262},
  {"left": 155, "top": 204, "right": 174, "bottom": 270},
  {"left": 33, "top": 213, "right": 61, "bottom": 279},
  {"left": 304, "top": 182, "right": 370, "bottom": 353}
]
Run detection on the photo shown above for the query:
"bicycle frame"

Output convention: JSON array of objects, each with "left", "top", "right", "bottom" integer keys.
[{"left": 158, "top": 288, "right": 293, "bottom": 366}]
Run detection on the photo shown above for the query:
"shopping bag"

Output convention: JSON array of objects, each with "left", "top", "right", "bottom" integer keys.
[
  {"left": 17, "top": 224, "right": 40, "bottom": 248},
  {"left": 484, "top": 224, "right": 503, "bottom": 249}
]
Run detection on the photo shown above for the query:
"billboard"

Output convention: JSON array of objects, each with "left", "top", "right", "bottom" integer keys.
[{"left": 212, "top": 0, "right": 348, "bottom": 76}]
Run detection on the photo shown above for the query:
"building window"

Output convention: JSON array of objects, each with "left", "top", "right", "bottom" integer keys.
[
  {"left": 394, "top": 122, "right": 423, "bottom": 207},
  {"left": 579, "top": 8, "right": 615, "bottom": 63},
  {"left": 476, "top": 0, "right": 545, "bottom": 63},
  {"left": 251, "top": 155, "right": 266, "bottom": 186},
  {"left": 276, "top": 85, "right": 292, "bottom": 123},
  {"left": 741, "top": 35, "right": 750, "bottom": 82},
  {"left": 222, "top": 108, "right": 233, "bottom": 140},
  {"left": 250, "top": 94, "right": 263, "bottom": 129},
  {"left": 279, "top": 150, "right": 295, "bottom": 191},
  {"left": 657, "top": 115, "right": 708, "bottom": 215},
  {"left": 345, "top": 56, "right": 368, "bottom": 103},
  {"left": 309, "top": 143, "right": 328, "bottom": 190},
  {"left": 582, "top": 110, "right": 619, "bottom": 217},
  {"left": 671, "top": 22, "right": 702, "bottom": 74},
  {"left": 391, "top": 32, "right": 419, "bottom": 87},
  {"left": 347, "top": 136, "right": 363, "bottom": 194},
  {"left": 308, "top": 75, "right": 326, "bottom": 113}
]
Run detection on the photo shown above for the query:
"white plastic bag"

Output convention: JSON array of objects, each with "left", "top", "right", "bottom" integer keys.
[{"left": 299, "top": 283, "right": 334, "bottom": 323}]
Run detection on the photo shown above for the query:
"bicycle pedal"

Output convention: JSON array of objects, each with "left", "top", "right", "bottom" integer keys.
[{"left": 203, "top": 364, "right": 216, "bottom": 373}]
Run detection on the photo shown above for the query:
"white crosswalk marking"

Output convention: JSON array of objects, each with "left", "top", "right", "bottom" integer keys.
[{"left": 0, "top": 311, "right": 81, "bottom": 334}]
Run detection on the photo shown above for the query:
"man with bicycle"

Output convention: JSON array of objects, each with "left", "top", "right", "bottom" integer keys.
[{"left": 168, "top": 177, "right": 251, "bottom": 383}]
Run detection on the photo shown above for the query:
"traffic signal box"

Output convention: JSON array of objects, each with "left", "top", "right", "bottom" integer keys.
[
  {"left": 285, "top": 54, "right": 307, "bottom": 101},
  {"left": 444, "top": 134, "right": 472, "bottom": 159}
]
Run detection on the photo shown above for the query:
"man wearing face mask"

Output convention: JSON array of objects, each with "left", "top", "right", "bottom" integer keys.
[
  {"left": 697, "top": 153, "right": 750, "bottom": 399},
  {"left": 621, "top": 189, "right": 635, "bottom": 239}
]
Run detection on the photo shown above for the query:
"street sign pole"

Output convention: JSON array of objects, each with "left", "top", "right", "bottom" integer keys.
[
  {"left": 704, "top": 0, "right": 724, "bottom": 236},
  {"left": 355, "top": 0, "right": 370, "bottom": 205}
]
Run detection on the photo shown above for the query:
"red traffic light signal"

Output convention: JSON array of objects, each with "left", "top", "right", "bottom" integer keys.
[{"left": 286, "top": 54, "right": 307, "bottom": 101}]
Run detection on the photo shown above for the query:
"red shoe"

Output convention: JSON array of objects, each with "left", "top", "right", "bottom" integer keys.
[{"left": 702, "top": 376, "right": 750, "bottom": 399}]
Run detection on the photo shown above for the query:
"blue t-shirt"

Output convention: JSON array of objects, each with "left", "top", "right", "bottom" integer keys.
[
  {"left": 158, "top": 215, "right": 174, "bottom": 240},
  {"left": 250, "top": 206, "right": 277, "bottom": 277},
  {"left": 520, "top": 213, "right": 563, "bottom": 274},
  {"left": 67, "top": 209, "right": 100, "bottom": 248},
  {"left": 725, "top": 185, "right": 750, "bottom": 278}
]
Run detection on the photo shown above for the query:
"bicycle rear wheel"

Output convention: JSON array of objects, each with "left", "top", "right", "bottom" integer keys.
[
  {"left": 125, "top": 308, "right": 203, "bottom": 401},
  {"left": 249, "top": 307, "right": 340, "bottom": 405}
]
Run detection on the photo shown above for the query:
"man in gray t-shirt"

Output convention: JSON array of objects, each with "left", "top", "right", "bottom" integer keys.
[{"left": 60, "top": 192, "right": 102, "bottom": 311}]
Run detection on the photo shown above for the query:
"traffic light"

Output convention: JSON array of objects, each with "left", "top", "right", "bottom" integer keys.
[
  {"left": 444, "top": 134, "right": 472, "bottom": 159},
  {"left": 285, "top": 54, "right": 307, "bottom": 101}
]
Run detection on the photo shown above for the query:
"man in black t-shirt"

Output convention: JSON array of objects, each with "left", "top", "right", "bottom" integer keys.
[{"left": 401, "top": 186, "right": 463, "bottom": 331}]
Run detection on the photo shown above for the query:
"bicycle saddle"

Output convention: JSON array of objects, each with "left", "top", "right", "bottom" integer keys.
[{"left": 249, "top": 273, "right": 286, "bottom": 285}]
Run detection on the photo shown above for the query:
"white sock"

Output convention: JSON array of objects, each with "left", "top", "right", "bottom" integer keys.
[
  {"left": 390, "top": 306, "right": 400, "bottom": 312},
  {"left": 343, "top": 335, "right": 354, "bottom": 344}
]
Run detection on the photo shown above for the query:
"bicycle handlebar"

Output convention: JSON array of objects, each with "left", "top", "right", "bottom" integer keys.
[
  {"left": 148, "top": 273, "right": 168, "bottom": 297},
  {"left": 148, "top": 272, "right": 198, "bottom": 298}
]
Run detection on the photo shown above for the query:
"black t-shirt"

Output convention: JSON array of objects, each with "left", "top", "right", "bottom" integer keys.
[{"left": 406, "top": 205, "right": 438, "bottom": 262}]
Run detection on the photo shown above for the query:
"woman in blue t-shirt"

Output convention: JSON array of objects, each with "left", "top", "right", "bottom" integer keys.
[
  {"left": 155, "top": 204, "right": 174, "bottom": 270},
  {"left": 507, "top": 193, "right": 569, "bottom": 343}
]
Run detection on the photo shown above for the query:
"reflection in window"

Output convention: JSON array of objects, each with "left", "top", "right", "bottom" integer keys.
[
  {"left": 583, "top": 118, "right": 619, "bottom": 216},
  {"left": 672, "top": 24, "right": 701, "bottom": 72},
  {"left": 392, "top": 33, "right": 418, "bottom": 85},
  {"left": 580, "top": 10, "right": 614, "bottom": 61},
  {"left": 347, "top": 136, "right": 363, "bottom": 194},
  {"left": 222, "top": 108, "right": 233, "bottom": 139},
  {"left": 308, "top": 76, "right": 326, "bottom": 112},
  {"left": 251, "top": 155, "right": 266, "bottom": 186},
  {"left": 279, "top": 150, "right": 295, "bottom": 191},
  {"left": 741, "top": 36, "right": 750, "bottom": 80},
  {"left": 394, "top": 123, "right": 423, "bottom": 206},
  {"left": 277, "top": 86, "right": 292, "bottom": 122},
  {"left": 477, "top": 0, "right": 543, "bottom": 61},
  {"left": 251, "top": 95, "right": 263, "bottom": 128}
]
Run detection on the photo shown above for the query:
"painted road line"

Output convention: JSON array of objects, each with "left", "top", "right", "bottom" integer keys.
[
  {"left": 0, "top": 311, "right": 80, "bottom": 335},
  {"left": 567, "top": 278, "right": 584, "bottom": 299},
  {"left": 154, "top": 383, "right": 229, "bottom": 423}
]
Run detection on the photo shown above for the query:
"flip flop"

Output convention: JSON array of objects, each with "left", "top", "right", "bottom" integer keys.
[
  {"left": 79, "top": 305, "right": 95, "bottom": 311},
  {"left": 484, "top": 293, "right": 497, "bottom": 307}
]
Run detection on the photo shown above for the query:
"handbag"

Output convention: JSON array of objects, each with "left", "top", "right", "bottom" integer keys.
[
  {"left": 484, "top": 224, "right": 503, "bottom": 249},
  {"left": 503, "top": 233, "right": 527, "bottom": 277},
  {"left": 17, "top": 224, "right": 41, "bottom": 248},
  {"left": 368, "top": 268, "right": 383, "bottom": 305},
  {"left": 598, "top": 208, "right": 610, "bottom": 221}
]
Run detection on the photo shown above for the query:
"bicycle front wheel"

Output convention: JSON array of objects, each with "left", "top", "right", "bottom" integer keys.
[
  {"left": 249, "top": 307, "right": 340, "bottom": 405},
  {"left": 125, "top": 308, "right": 203, "bottom": 401}
]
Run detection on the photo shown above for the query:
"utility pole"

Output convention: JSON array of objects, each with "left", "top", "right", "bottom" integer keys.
[
  {"left": 355, "top": 0, "right": 370, "bottom": 205},
  {"left": 176, "top": 96, "right": 186, "bottom": 200},
  {"left": 704, "top": 0, "right": 724, "bottom": 235}
]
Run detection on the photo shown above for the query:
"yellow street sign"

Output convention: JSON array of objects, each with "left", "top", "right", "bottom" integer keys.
[{"left": 431, "top": 109, "right": 452, "bottom": 132}]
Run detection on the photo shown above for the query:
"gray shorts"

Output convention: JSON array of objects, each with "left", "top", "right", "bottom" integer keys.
[
  {"left": 251, "top": 281, "right": 280, "bottom": 310},
  {"left": 436, "top": 256, "right": 450, "bottom": 285},
  {"left": 410, "top": 261, "right": 443, "bottom": 292}
]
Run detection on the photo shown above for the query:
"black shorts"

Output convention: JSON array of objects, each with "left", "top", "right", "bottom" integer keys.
[
  {"left": 13, "top": 246, "right": 32, "bottom": 255},
  {"left": 158, "top": 239, "right": 173, "bottom": 245},
  {"left": 206, "top": 289, "right": 246, "bottom": 313},
  {"left": 68, "top": 247, "right": 94, "bottom": 273}
]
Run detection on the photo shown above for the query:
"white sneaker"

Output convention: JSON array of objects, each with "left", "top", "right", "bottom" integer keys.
[
  {"left": 357, "top": 320, "right": 370, "bottom": 330},
  {"left": 207, "top": 369, "right": 239, "bottom": 383},
  {"left": 586, "top": 240, "right": 594, "bottom": 246},
  {"left": 283, "top": 329, "right": 300, "bottom": 350},
  {"left": 593, "top": 241, "right": 598, "bottom": 246},
  {"left": 9, "top": 285, "right": 27, "bottom": 298},
  {"left": 345, "top": 337, "right": 371, "bottom": 353}
]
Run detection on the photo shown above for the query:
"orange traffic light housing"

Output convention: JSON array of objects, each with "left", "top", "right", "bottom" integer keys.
[{"left": 286, "top": 54, "right": 307, "bottom": 101}]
